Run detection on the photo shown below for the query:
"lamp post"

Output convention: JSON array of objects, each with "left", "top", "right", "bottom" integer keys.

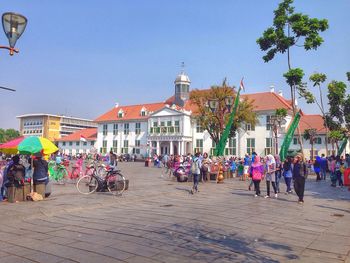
[
  {"left": 1, "top": 12, "right": 27, "bottom": 56},
  {"left": 0, "top": 12, "right": 27, "bottom": 93},
  {"left": 270, "top": 115, "right": 284, "bottom": 155}
]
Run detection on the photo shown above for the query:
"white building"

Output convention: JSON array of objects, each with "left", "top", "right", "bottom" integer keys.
[
  {"left": 91, "top": 71, "right": 348, "bottom": 160},
  {"left": 56, "top": 128, "right": 97, "bottom": 156}
]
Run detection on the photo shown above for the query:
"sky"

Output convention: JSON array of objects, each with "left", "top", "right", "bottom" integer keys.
[{"left": 0, "top": 0, "right": 349, "bottom": 129}]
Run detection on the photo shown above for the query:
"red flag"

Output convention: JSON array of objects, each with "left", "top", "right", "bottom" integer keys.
[{"left": 240, "top": 78, "right": 245, "bottom": 91}]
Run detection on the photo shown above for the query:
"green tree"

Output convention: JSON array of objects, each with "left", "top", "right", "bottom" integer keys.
[
  {"left": 190, "top": 81, "right": 258, "bottom": 145},
  {"left": 257, "top": 0, "right": 329, "bottom": 156},
  {"left": 308, "top": 72, "right": 329, "bottom": 153},
  {"left": 271, "top": 108, "right": 288, "bottom": 155},
  {"left": 0, "top": 128, "right": 20, "bottom": 143}
]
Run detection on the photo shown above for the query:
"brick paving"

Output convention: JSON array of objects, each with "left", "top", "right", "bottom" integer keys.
[{"left": 0, "top": 162, "right": 349, "bottom": 263}]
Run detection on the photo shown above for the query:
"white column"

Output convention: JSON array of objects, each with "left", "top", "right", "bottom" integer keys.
[
  {"left": 156, "top": 141, "right": 160, "bottom": 155},
  {"left": 170, "top": 141, "right": 173, "bottom": 155}
]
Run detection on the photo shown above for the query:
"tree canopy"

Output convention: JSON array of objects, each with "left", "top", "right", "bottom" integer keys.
[
  {"left": 190, "top": 82, "right": 257, "bottom": 145},
  {"left": 0, "top": 128, "right": 21, "bottom": 143}
]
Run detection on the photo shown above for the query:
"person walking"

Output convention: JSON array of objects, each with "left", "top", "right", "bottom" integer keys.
[
  {"left": 283, "top": 157, "right": 293, "bottom": 194},
  {"left": 274, "top": 155, "right": 282, "bottom": 193},
  {"left": 320, "top": 154, "right": 328, "bottom": 180},
  {"left": 190, "top": 152, "right": 202, "bottom": 194},
  {"left": 335, "top": 155, "right": 344, "bottom": 187},
  {"left": 329, "top": 156, "right": 337, "bottom": 187},
  {"left": 250, "top": 155, "right": 264, "bottom": 197},
  {"left": 265, "top": 154, "right": 278, "bottom": 198},
  {"left": 314, "top": 156, "right": 322, "bottom": 181},
  {"left": 292, "top": 153, "right": 307, "bottom": 204}
]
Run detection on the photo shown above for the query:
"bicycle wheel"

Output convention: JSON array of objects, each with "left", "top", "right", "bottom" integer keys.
[
  {"left": 106, "top": 172, "right": 126, "bottom": 196},
  {"left": 76, "top": 175, "right": 98, "bottom": 194}
]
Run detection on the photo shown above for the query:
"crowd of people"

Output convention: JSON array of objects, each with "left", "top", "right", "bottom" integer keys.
[
  {"left": 0, "top": 150, "right": 349, "bottom": 203},
  {"left": 153, "top": 152, "right": 350, "bottom": 203}
]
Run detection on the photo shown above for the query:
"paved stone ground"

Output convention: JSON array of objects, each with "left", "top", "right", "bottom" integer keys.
[{"left": 1, "top": 162, "right": 350, "bottom": 263}]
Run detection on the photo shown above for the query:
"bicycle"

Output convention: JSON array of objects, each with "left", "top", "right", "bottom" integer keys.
[
  {"left": 76, "top": 163, "right": 126, "bottom": 196},
  {"left": 48, "top": 160, "right": 68, "bottom": 184}
]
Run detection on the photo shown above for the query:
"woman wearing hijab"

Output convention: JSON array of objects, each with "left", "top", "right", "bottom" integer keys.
[
  {"left": 250, "top": 155, "right": 264, "bottom": 197},
  {"left": 265, "top": 154, "right": 278, "bottom": 198}
]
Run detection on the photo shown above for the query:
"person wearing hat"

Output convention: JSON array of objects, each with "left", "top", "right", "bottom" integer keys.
[{"left": 292, "top": 153, "right": 307, "bottom": 204}]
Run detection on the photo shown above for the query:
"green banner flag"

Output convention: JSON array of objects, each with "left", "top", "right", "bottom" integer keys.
[
  {"left": 279, "top": 111, "right": 301, "bottom": 161},
  {"left": 215, "top": 80, "right": 243, "bottom": 156},
  {"left": 338, "top": 138, "right": 348, "bottom": 156}
]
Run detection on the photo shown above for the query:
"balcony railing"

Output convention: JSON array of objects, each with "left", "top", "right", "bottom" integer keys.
[{"left": 149, "top": 126, "right": 180, "bottom": 134}]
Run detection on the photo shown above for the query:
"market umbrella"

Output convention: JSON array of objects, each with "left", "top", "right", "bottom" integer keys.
[
  {"left": 0, "top": 136, "right": 24, "bottom": 154},
  {"left": 18, "top": 136, "right": 58, "bottom": 195},
  {"left": 18, "top": 136, "right": 58, "bottom": 155}
]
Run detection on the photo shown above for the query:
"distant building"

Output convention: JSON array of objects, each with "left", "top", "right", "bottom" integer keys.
[
  {"left": 93, "top": 70, "right": 349, "bottom": 160},
  {"left": 56, "top": 128, "right": 97, "bottom": 155},
  {"left": 17, "top": 114, "right": 97, "bottom": 142}
]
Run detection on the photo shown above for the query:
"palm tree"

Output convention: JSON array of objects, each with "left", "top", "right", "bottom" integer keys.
[{"left": 303, "top": 129, "right": 317, "bottom": 160}]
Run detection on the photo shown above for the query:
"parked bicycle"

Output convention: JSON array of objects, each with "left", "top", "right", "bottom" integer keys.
[
  {"left": 76, "top": 162, "right": 126, "bottom": 196},
  {"left": 48, "top": 160, "right": 68, "bottom": 184}
]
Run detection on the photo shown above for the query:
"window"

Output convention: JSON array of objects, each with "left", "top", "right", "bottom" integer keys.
[
  {"left": 175, "top": 120, "right": 180, "bottom": 133},
  {"left": 314, "top": 137, "right": 322, "bottom": 144},
  {"left": 133, "top": 140, "right": 141, "bottom": 154},
  {"left": 153, "top": 121, "right": 158, "bottom": 127},
  {"left": 210, "top": 141, "right": 217, "bottom": 156},
  {"left": 62, "top": 142, "right": 66, "bottom": 146},
  {"left": 112, "top": 140, "right": 118, "bottom": 153},
  {"left": 113, "top": 124, "right": 118, "bottom": 135},
  {"left": 69, "top": 142, "right": 73, "bottom": 146},
  {"left": 90, "top": 141, "right": 94, "bottom": 146},
  {"left": 103, "top": 124, "right": 108, "bottom": 136},
  {"left": 83, "top": 141, "right": 87, "bottom": 146},
  {"left": 246, "top": 138, "right": 255, "bottom": 155},
  {"left": 293, "top": 137, "right": 298, "bottom": 145},
  {"left": 265, "top": 138, "right": 272, "bottom": 156},
  {"left": 118, "top": 109, "right": 124, "bottom": 118},
  {"left": 141, "top": 110, "right": 146, "bottom": 116},
  {"left": 76, "top": 141, "right": 80, "bottom": 146},
  {"left": 225, "top": 138, "right": 236, "bottom": 156},
  {"left": 122, "top": 140, "right": 129, "bottom": 153},
  {"left": 160, "top": 121, "right": 165, "bottom": 127},
  {"left": 196, "top": 122, "right": 204, "bottom": 133},
  {"left": 124, "top": 123, "right": 129, "bottom": 135},
  {"left": 101, "top": 140, "right": 107, "bottom": 154},
  {"left": 245, "top": 123, "right": 255, "bottom": 131},
  {"left": 266, "top": 115, "right": 272, "bottom": 130},
  {"left": 194, "top": 139, "right": 203, "bottom": 154},
  {"left": 135, "top": 123, "right": 141, "bottom": 135}
]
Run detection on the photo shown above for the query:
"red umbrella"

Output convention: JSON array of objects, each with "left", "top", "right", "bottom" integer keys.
[{"left": 0, "top": 136, "right": 24, "bottom": 154}]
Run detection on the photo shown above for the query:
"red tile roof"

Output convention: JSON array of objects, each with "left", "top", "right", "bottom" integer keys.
[
  {"left": 298, "top": 114, "right": 326, "bottom": 134},
  {"left": 240, "top": 92, "right": 292, "bottom": 111},
  {"left": 94, "top": 102, "right": 166, "bottom": 122},
  {"left": 56, "top": 128, "right": 97, "bottom": 142}
]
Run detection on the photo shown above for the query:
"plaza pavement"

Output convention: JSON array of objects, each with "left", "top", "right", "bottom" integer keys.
[{"left": 0, "top": 162, "right": 349, "bottom": 263}]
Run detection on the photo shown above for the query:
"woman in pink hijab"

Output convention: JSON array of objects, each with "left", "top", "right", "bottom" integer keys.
[{"left": 250, "top": 155, "right": 264, "bottom": 197}]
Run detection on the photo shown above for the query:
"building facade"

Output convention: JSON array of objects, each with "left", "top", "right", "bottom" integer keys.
[
  {"left": 92, "top": 71, "right": 348, "bottom": 160},
  {"left": 56, "top": 128, "right": 97, "bottom": 155},
  {"left": 17, "top": 114, "right": 97, "bottom": 141}
]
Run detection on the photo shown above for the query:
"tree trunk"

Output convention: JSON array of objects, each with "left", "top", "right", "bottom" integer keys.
[
  {"left": 318, "top": 85, "right": 329, "bottom": 155},
  {"left": 287, "top": 24, "right": 305, "bottom": 159}
]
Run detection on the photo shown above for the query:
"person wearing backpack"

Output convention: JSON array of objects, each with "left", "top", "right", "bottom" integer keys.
[
  {"left": 292, "top": 153, "right": 307, "bottom": 204},
  {"left": 190, "top": 152, "right": 202, "bottom": 194},
  {"left": 250, "top": 155, "right": 264, "bottom": 197}
]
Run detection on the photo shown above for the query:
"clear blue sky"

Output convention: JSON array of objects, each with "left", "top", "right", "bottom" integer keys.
[{"left": 0, "top": 0, "right": 349, "bottom": 129}]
